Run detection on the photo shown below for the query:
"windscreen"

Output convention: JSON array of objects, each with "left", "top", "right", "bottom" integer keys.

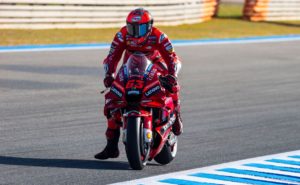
[{"left": 125, "top": 54, "right": 152, "bottom": 77}]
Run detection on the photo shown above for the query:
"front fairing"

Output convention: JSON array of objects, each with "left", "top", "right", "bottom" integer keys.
[
  {"left": 105, "top": 53, "right": 167, "bottom": 111},
  {"left": 125, "top": 54, "right": 166, "bottom": 108},
  {"left": 104, "top": 80, "right": 127, "bottom": 110},
  {"left": 141, "top": 71, "right": 166, "bottom": 108}
]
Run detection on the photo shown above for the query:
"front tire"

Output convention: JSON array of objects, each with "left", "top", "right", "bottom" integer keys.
[{"left": 125, "top": 117, "right": 146, "bottom": 170}]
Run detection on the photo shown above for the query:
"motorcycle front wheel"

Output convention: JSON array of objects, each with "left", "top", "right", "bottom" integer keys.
[{"left": 125, "top": 117, "right": 149, "bottom": 170}]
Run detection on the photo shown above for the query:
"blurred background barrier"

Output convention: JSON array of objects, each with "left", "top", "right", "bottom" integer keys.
[
  {"left": 244, "top": 0, "right": 300, "bottom": 21},
  {"left": 0, "top": 0, "right": 219, "bottom": 29}
]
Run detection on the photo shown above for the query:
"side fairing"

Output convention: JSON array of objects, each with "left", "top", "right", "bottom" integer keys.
[
  {"left": 141, "top": 65, "right": 166, "bottom": 108},
  {"left": 104, "top": 66, "right": 127, "bottom": 110}
]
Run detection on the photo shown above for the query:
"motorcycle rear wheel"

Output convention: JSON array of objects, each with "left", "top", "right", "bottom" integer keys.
[{"left": 154, "top": 141, "right": 177, "bottom": 165}]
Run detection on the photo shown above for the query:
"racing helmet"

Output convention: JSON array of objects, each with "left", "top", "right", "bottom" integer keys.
[{"left": 126, "top": 8, "right": 153, "bottom": 44}]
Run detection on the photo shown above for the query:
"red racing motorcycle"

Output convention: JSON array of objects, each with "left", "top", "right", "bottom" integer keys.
[{"left": 104, "top": 53, "right": 178, "bottom": 170}]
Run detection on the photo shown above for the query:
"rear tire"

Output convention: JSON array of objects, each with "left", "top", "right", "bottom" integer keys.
[
  {"left": 125, "top": 117, "right": 145, "bottom": 170},
  {"left": 154, "top": 141, "right": 177, "bottom": 165}
]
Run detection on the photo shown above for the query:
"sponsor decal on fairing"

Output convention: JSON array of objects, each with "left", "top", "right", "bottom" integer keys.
[
  {"left": 145, "top": 85, "right": 160, "bottom": 97},
  {"left": 160, "top": 114, "right": 176, "bottom": 134},
  {"left": 147, "top": 68, "right": 157, "bottom": 81},
  {"left": 143, "top": 64, "right": 153, "bottom": 78},
  {"left": 111, "top": 86, "right": 123, "bottom": 98},
  {"left": 127, "top": 90, "right": 140, "bottom": 95},
  {"left": 118, "top": 70, "right": 124, "bottom": 82},
  {"left": 123, "top": 66, "right": 128, "bottom": 81}
]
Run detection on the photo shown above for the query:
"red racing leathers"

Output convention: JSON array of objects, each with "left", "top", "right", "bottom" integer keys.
[{"left": 103, "top": 26, "right": 181, "bottom": 139}]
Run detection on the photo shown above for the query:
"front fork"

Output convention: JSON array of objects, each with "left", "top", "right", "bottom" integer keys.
[{"left": 122, "top": 109, "right": 153, "bottom": 145}]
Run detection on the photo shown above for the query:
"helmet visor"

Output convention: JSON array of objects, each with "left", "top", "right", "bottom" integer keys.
[{"left": 127, "top": 23, "right": 149, "bottom": 38}]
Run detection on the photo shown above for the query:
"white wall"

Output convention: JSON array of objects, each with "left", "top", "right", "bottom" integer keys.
[{"left": 0, "top": 0, "right": 218, "bottom": 29}]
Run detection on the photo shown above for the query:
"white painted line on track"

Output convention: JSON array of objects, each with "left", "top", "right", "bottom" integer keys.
[
  {"left": 1, "top": 35, "right": 300, "bottom": 53},
  {"left": 174, "top": 37, "right": 300, "bottom": 47},
  {"left": 111, "top": 150, "right": 300, "bottom": 185}
]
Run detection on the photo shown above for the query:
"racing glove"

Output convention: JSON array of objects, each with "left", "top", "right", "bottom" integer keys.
[
  {"left": 159, "top": 74, "right": 180, "bottom": 93},
  {"left": 104, "top": 74, "right": 114, "bottom": 88}
]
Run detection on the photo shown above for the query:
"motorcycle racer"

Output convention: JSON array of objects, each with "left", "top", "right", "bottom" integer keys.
[{"left": 95, "top": 8, "right": 182, "bottom": 160}]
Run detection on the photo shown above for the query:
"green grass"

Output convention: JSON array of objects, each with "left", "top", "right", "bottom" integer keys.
[
  {"left": 160, "top": 4, "right": 300, "bottom": 40},
  {"left": 1, "top": 4, "right": 300, "bottom": 46}
]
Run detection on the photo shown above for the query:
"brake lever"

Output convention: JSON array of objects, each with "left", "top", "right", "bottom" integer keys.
[{"left": 100, "top": 88, "right": 109, "bottom": 94}]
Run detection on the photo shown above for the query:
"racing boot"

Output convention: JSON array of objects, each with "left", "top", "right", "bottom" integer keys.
[
  {"left": 172, "top": 102, "right": 183, "bottom": 136},
  {"left": 94, "top": 128, "right": 120, "bottom": 160}
]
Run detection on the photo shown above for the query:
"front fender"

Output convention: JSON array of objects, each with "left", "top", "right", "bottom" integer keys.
[{"left": 122, "top": 109, "right": 153, "bottom": 144}]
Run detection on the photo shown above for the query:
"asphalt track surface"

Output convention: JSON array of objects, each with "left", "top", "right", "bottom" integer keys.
[{"left": 0, "top": 40, "right": 300, "bottom": 185}]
